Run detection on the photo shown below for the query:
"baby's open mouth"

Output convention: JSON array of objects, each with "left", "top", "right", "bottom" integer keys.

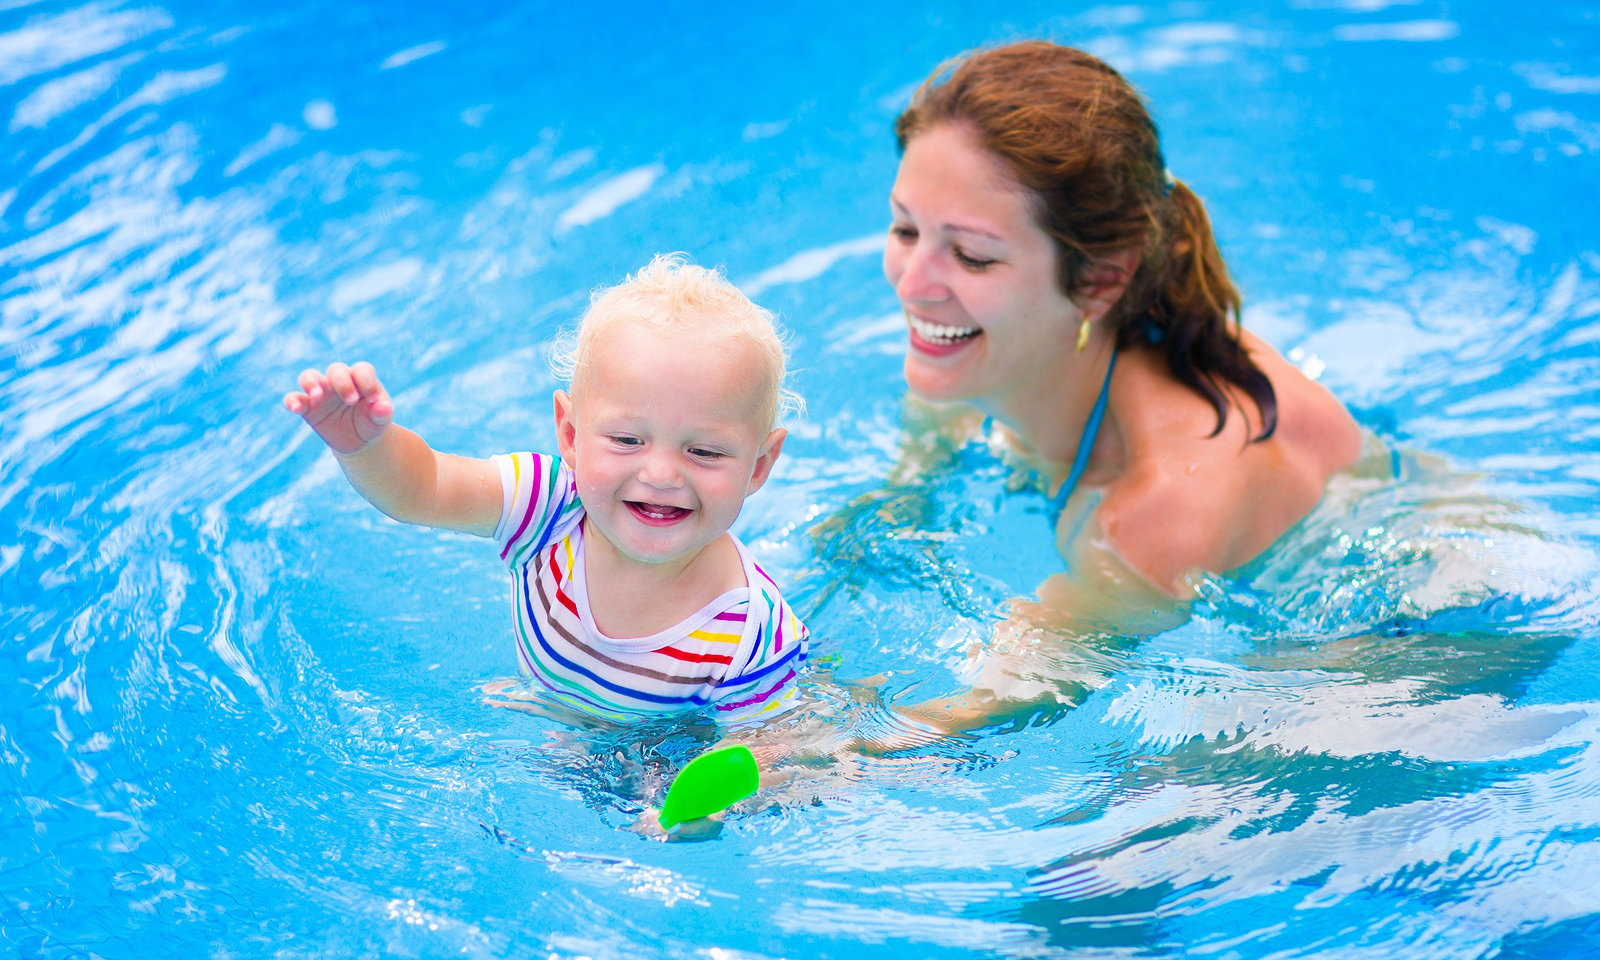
[{"left": 626, "top": 501, "right": 691, "bottom": 524}]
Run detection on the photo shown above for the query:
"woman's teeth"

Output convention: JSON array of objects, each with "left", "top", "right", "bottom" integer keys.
[{"left": 908, "top": 313, "right": 981, "bottom": 343}]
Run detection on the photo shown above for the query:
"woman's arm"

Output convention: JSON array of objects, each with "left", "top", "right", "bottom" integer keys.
[{"left": 884, "top": 523, "right": 1191, "bottom": 740}]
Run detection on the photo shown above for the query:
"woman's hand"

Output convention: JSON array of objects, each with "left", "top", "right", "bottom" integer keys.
[{"left": 283, "top": 361, "right": 394, "bottom": 456}]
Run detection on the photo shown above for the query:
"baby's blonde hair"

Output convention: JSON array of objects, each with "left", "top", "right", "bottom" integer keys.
[{"left": 552, "top": 253, "right": 802, "bottom": 430}]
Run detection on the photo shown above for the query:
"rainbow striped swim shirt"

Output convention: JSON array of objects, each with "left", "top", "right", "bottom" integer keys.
[{"left": 491, "top": 452, "right": 809, "bottom": 725}]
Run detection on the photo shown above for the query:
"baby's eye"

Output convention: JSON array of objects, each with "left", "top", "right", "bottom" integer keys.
[
  {"left": 953, "top": 247, "right": 996, "bottom": 271},
  {"left": 688, "top": 447, "right": 728, "bottom": 461},
  {"left": 608, "top": 435, "right": 643, "bottom": 447}
]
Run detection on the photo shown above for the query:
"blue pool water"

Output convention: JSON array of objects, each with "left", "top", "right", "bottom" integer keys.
[{"left": 4, "top": 1, "right": 1600, "bottom": 957}]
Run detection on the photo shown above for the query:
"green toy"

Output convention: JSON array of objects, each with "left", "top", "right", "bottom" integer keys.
[{"left": 657, "top": 745, "right": 760, "bottom": 830}]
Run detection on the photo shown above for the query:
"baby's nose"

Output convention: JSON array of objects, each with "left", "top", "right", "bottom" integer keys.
[{"left": 636, "top": 452, "right": 685, "bottom": 488}]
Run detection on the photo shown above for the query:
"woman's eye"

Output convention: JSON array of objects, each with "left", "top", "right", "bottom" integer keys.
[
  {"left": 953, "top": 248, "right": 996, "bottom": 270},
  {"left": 889, "top": 224, "right": 917, "bottom": 243}
]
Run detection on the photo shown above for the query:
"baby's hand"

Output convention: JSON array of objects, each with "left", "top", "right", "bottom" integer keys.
[
  {"left": 630, "top": 808, "right": 725, "bottom": 842},
  {"left": 282, "top": 361, "right": 394, "bottom": 456}
]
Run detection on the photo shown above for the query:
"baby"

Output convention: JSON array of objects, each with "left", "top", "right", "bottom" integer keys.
[{"left": 283, "top": 254, "right": 809, "bottom": 725}]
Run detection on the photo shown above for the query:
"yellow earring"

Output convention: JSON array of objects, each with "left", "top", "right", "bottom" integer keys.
[{"left": 1075, "top": 317, "right": 1092, "bottom": 353}]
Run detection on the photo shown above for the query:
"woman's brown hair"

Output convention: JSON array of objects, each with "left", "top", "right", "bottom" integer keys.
[{"left": 895, "top": 40, "right": 1277, "bottom": 440}]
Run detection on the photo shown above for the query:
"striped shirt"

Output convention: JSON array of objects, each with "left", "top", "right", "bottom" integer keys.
[{"left": 491, "top": 452, "right": 808, "bottom": 725}]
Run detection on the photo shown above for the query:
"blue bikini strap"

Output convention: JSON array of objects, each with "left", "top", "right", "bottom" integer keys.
[{"left": 1048, "top": 350, "right": 1118, "bottom": 520}]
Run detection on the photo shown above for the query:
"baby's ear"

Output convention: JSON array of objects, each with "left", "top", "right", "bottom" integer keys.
[
  {"left": 553, "top": 390, "right": 578, "bottom": 464},
  {"left": 744, "top": 428, "right": 787, "bottom": 496}
]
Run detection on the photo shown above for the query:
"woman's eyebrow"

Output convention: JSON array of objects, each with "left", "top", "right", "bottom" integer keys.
[{"left": 889, "top": 197, "right": 1006, "bottom": 241}]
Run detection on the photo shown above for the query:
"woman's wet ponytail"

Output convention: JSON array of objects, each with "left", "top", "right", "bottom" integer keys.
[{"left": 1137, "top": 179, "right": 1277, "bottom": 440}]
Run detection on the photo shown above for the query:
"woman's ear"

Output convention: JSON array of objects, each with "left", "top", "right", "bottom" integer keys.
[{"left": 1076, "top": 248, "right": 1142, "bottom": 322}]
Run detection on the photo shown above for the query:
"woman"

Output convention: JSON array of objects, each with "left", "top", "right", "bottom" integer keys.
[
  {"left": 868, "top": 41, "right": 1364, "bottom": 728},
  {"left": 885, "top": 41, "right": 1359, "bottom": 603}
]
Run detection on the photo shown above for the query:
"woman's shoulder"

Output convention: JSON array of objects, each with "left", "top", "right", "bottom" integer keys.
[
  {"left": 1093, "top": 337, "right": 1361, "bottom": 592},
  {"left": 1240, "top": 330, "right": 1362, "bottom": 475}
]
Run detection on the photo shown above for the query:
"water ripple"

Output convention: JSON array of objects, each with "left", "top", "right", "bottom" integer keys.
[{"left": 3, "top": 2, "right": 1600, "bottom": 959}]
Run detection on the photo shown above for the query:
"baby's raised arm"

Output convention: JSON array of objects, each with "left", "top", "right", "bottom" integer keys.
[{"left": 283, "top": 362, "right": 501, "bottom": 537}]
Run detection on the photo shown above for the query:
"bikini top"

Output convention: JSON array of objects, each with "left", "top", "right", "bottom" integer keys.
[{"left": 1045, "top": 349, "right": 1118, "bottom": 524}]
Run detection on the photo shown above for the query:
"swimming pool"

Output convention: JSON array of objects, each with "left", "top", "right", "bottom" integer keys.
[{"left": 4, "top": 0, "right": 1599, "bottom": 956}]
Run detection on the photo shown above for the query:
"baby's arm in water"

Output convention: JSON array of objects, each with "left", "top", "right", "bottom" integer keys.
[
  {"left": 637, "top": 714, "right": 856, "bottom": 841},
  {"left": 283, "top": 361, "right": 501, "bottom": 537}
]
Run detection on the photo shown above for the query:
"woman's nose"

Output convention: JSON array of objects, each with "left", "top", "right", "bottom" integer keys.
[{"left": 890, "top": 243, "right": 945, "bottom": 304}]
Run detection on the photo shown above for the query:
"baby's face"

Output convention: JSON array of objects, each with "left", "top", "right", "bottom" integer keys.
[{"left": 556, "top": 322, "right": 782, "bottom": 570}]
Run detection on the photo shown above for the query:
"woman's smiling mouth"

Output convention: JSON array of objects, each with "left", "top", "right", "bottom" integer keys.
[{"left": 907, "top": 312, "right": 982, "bottom": 353}]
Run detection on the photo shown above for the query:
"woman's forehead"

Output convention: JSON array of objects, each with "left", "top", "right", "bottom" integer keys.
[{"left": 894, "top": 126, "right": 1035, "bottom": 230}]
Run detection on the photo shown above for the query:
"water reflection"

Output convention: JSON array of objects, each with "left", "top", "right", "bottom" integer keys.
[{"left": 4, "top": 1, "right": 1600, "bottom": 958}]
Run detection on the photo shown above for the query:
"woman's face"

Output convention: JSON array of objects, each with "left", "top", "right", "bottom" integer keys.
[{"left": 883, "top": 123, "right": 1084, "bottom": 408}]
